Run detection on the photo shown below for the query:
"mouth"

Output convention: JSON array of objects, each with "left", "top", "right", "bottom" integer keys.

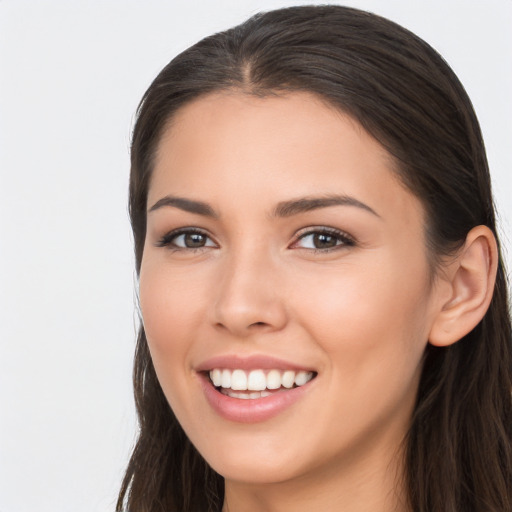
[
  {"left": 196, "top": 355, "right": 318, "bottom": 422},
  {"left": 206, "top": 368, "right": 317, "bottom": 400}
]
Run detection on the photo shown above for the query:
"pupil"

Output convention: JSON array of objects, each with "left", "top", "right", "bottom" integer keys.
[
  {"left": 314, "top": 233, "right": 336, "bottom": 248},
  {"left": 185, "top": 233, "right": 206, "bottom": 248}
]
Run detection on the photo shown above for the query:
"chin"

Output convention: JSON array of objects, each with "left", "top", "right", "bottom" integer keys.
[
  {"left": 210, "top": 455, "right": 303, "bottom": 485},
  {"left": 193, "top": 429, "right": 320, "bottom": 486}
]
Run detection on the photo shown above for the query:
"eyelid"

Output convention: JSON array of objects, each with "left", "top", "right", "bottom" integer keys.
[
  {"left": 155, "top": 225, "right": 355, "bottom": 252},
  {"left": 291, "top": 226, "right": 356, "bottom": 251},
  {"left": 156, "top": 227, "right": 217, "bottom": 249}
]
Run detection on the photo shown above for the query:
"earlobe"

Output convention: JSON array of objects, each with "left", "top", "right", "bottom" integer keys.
[{"left": 428, "top": 226, "right": 498, "bottom": 347}]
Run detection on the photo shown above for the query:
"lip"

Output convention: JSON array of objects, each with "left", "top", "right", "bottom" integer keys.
[
  {"left": 195, "top": 354, "right": 318, "bottom": 424},
  {"left": 195, "top": 354, "right": 316, "bottom": 373},
  {"left": 198, "top": 372, "right": 315, "bottom": 423}
]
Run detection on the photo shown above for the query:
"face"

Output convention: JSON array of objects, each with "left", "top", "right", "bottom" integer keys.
[{"left": 139, "top": 92, "right": 443, "bottom": 486}]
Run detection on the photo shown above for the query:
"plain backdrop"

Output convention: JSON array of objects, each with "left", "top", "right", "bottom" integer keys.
[{"left": 0, "top": 1, "right": 510, "bottom": 511}]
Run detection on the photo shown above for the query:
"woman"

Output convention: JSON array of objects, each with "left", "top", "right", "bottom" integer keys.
[{"left": 117, "top": 5, "right": 512, "bottom": 511}]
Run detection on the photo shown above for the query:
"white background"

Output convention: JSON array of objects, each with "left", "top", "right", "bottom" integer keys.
[{"left": 0, "top": 1, "right": 510, "bottom": 511}]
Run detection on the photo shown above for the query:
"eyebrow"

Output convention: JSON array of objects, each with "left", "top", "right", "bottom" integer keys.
[
  {"left": 148, "top": 193, "right": 380, "bottom": 219},
  {"left": 148, "top": 196, "right": 218, "bottom": 217},
  {"left": 272, "top": 194, "right": 380, "bottom": 218}
]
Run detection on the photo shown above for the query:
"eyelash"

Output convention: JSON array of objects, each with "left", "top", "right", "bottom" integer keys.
[
  {"left": 293, "top": 227, "right": 356, "bottom": 252},
  {"left": 156, "top": 226, "right": 356, "bottom": 253},
  {"left": 156, "top": 228, "right": 215, "bottom": 251}
]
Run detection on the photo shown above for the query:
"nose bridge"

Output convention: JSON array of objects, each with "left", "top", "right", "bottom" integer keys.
[{"left": 212, "top": 239, "right": 286, "bottom": 336}]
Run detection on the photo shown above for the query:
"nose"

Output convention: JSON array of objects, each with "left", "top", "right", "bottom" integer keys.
[{"left": 211, "top": 248, "right": 288, "bottom": 338}]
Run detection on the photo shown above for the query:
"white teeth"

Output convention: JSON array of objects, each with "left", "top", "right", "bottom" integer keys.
[
  {"left": 247, "top": 369, "right": 266, "bottom": 391},
  {"left": 221, "top": 389, "right": 273, "bottom": 399},
  {"left": 281, "top": 370, "right": 295, "bottom": 389},
  {"left": 208, "top": 368, "right": 315, "bottom": 394},
  {"left": 294, "top": 371, "right": 310, "bottom": 386},
  {"left": 231, "top": 369, "right": 247, "bottom": 390},
  {"left": 211, "top": 368, "right": 222, "bottom": 387},
  {"left": 221, "top": 369, "right": 231, "bottom": 388},
  {"left": 266, "top": 369, "right": 282, "bottom": 390}
]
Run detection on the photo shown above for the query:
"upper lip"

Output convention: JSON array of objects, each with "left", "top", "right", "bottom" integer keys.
[{"left": 195, "top": 354, "right": 316, "bottom": 373}]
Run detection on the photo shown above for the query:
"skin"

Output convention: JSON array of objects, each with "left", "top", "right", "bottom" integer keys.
[{"left": 139, "top": 91, "right": 460, "bottom": 511}]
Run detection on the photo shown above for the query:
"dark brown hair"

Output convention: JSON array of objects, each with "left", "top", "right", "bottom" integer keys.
[{"left": 117, "top": 5, "right": 512, "bottom": 511}]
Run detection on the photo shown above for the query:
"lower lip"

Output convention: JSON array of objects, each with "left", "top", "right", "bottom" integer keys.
[{"left": 198, "top": 373, "right": 314, "bottom": 423}]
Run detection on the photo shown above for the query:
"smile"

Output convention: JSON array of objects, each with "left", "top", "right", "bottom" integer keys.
[
  {"left": 209, "top": 368, "right": 315, "bottom": 399},
  {"left": 197, "top": 357, "right": 318, "bottom": 423}
]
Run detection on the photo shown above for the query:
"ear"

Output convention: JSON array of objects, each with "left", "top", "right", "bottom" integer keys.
[{"left": 428, "top": 225, "right": 498, "bottom": 347}]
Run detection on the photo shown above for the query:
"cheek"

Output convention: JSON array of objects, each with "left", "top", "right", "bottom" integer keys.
[
  {"left": 138, "top": 261, "right": 209, "bottom": 428},
  {"left": 298, "top": 269, "right": 430, "bottom": 449},
  {"left": 291, "top": 256, "right": 432, "bottom": 387},
  {"left": 138, "top": 259, "right": 205, "bottom": 377}
]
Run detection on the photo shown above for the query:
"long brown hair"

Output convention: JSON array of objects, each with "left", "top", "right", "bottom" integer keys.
[{"left": 117, "top": 6, "right": 512, "bottom": 511}]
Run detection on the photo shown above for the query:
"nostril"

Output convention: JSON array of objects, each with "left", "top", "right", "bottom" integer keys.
[{"left": 248, "top": 321, "right": 270, "bottom": 330}]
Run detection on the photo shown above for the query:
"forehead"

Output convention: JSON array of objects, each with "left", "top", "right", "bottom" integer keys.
[
  {"left": 149, "top": 91, "right": 422, "bottom": 225},
  {"left": 155, "top": 91, "right": 387, "bottom": 170}
]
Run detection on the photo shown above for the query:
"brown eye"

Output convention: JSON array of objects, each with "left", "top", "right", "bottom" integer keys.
[
  {"left": 182, "top": 233, "right": 208, "bottom": 248},
  {"left": 312, "top": 233, "right": 338, "bottom": 249},
  {"left": 294, "top": 228, "right": 355, "bottom": 251},
  {"left": 157, "top": 229, "right": 216, "bottom": 250}
]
